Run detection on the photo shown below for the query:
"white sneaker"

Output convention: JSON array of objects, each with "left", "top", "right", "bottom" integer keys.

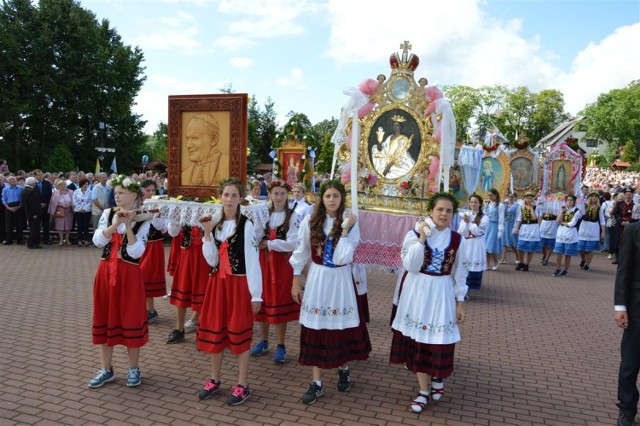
[
  {"left": 184, "top": 319, "right": 198, "bottom": 334},
  {"left": 162, "top": 292, "right": 171, "bottom": 300}
]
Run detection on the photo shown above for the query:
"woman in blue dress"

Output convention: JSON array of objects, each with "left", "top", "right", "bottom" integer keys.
[
  {"left": 484, "top": 188, "right": 504, "bottom": 270},
  {"left": 500, "top": 193, "right": 520, "bottom": 264}
]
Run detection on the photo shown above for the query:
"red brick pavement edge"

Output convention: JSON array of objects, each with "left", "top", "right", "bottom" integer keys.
[{"left": 0, "top": 244, "right": 626, "bottom": 425}]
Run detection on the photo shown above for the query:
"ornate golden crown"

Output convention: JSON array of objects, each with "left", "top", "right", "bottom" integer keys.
[{"left": 391, "top": 114, "right": 406, "bottom": 123}]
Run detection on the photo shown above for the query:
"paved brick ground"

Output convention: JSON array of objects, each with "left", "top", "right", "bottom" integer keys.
[{"left": 0, "top": 243, "right": 627, "bottom": 425}]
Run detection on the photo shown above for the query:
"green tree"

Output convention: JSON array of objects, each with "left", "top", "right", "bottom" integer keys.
[
  {"left": 621, "top": 140, "right": 639, "bottom": 163},
  {"left": 580, "top": 80, "right": 640, "bottom": 153},
  {"left": 44, "top": 144, "right": 75, "bottom": 172},
  {"left": 528, "top": 89, "right": 568, "bottom": 144},
  {"left": 442, "top": 85, "right": 480, "bottom": 142},
  {"left": 315, "top": 131, "right": 334, "bottom": 175},
  {"left": 0, "top": 0, "right": 147, "bottom": 172},
  {"left": 145, "top": 122, "right": 167, "bottom": 163}
]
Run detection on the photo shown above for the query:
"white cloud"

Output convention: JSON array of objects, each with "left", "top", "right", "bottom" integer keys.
[
  {"left": 150, "top": 75, "right": 208, "bottom": 92},
  {"left": 558, "top": 23, "right": 640, "bottom": 115},
  {"left": 277, "top": 68, "right": 307, "bottom": 90},
  {"left": 212, "top": 0, "right": 320, "bottom": 50},
  {"left": 134, "top": 12, "right": 203, "bottom": 55},
  {"left": 323, "top": 0, "right": 637, "bottom": 116},
  {"left": 230, "top": 57, "right": 253, "bottom": 68}
]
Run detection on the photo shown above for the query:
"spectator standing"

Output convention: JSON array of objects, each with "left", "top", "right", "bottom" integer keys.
[
  {"left": 73, "top": 178, "right": 93, "bottom": 246},
  {"left": 91, "top": 173, "right": 110, "bottom": 233},
  {"left": 612, "top": 189, "right": 635, "bottom": 264},
  {"left": 2, "top": 176, "right": 24, "bottom": 245},
  {"left": 49, "top": 180, "right": 74, "bottom": 245},
  {"left": 614, "top": 221, "right": 640, "bottom": 426},
  {"left": 21, "top": 177, "right": 42, "bottom": 249},
  {"left": 34, "top": 170, "right": 52, "bottom": 244},
  {"left": 602, "top": 192, "right": 614, "bottom": 256}
]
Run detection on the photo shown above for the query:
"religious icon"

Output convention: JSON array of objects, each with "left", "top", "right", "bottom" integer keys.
[
  {"left": 371, "top": 114, "right": 416, "bottom": 179},
  {"left": 480, "top": 160, "right": 496, "bottom": 192}
]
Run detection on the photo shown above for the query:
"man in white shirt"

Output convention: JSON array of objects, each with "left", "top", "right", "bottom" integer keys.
[
  {"left": 289, "top": 183, "right": 313, "bottom": 219},
  {"left": 91, "top": 173, "right": 110, "bottom": 232}
]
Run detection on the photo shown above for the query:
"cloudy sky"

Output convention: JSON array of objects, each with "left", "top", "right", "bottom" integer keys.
[{"left": 83, "top": 0, "right": 640, "bottom": 134}]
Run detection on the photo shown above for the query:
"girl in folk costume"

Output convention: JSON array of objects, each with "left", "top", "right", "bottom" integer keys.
[
  {"left": 390, "top": 192, "right": 468, "bottom": 414},
  {"left": 514, "top": 192, "right": 542, "bottom": 271},
  {"left": 484, "top": 188, "right": 505, "bottom": 270},
  {"left": 88, "top": 175, "right": 150, "bottom": 389},
  {"left": 457, "top": 194, "right": 488, "bottom": 290},
  {"left": 139, "top": 180, "right": 168, "bottom": 323},
  {"left": 552, "top": 194, "right": 583, "bottom": 277},
  {"left": 539, "top": 201, "right": 560, "bottom": 267},
  {"left": 250, "top": 180, "right": 301, "bottom": 363},
  {"left": 290, "top": 179, "right": 371, "bottom": 405},
  {"left": 578, "top": 192, "right": 605, "bottom": 271},
  {"left": 196, "top": 179, "right": 262, "bottom": 406},
  {"left": 500, "top": 193, "right": 520, "bottom": 264},
  {"left": 166, "top": 218, "right": 210, "bottom": 343}
]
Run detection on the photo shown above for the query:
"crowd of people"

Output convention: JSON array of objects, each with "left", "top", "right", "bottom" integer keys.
[
  {"left": 584, "top": 166, "right": 640, "bottom": 192},
  {"left": 3, "top": 162, "right": 640, "bottom": 420},
  {"left": 1, "top": 168, "right": 168, "bottom": 248}
]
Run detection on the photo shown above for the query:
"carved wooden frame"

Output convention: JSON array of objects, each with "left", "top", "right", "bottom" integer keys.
[{"left": 168, "top": 93, "right": 247, "bottom": 198}]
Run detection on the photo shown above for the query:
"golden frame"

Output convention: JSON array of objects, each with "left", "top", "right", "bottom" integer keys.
[
  {"left": 475, "top": 150, "right": 511, "bottom": 200},
  {"left": 277, "top": 139, "right": 307, "bottom": 188},
  {"left": 510, "top": 148, "right": 537, "bottom": 196},
  {"left": 360, "top": 103, "right": 437, "bottom": 187},
  {"left": 168, "top": 93, "right": 248, "bottom": 198}
]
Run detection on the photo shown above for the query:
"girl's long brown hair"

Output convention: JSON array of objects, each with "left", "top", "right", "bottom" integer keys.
[{"left": 310, "top": 181, "right": 345, "bottom": 243}]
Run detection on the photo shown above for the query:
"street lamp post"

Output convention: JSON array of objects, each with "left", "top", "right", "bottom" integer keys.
[{"left": 92, "top": 122, "right": 115, "bottom": 172}]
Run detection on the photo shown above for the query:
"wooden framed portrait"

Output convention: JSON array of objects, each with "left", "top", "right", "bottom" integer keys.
[{"left": 168, "top": 93, "right": 248, "bottom": 198}]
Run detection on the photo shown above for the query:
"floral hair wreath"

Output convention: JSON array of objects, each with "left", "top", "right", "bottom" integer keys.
[
  {"left": 268, "top": 179, "right": 291, "bottom": 192},
  {"left": 218, "top": 177, "right": 244, "bottom": 188},
  {"left": 319, "top": 179, "right": 346, "bottom": 195},
  {"left": 110, "top": 175, "right": 141, "bottom": 194},
  {"left": 426, "top": 191, "right": 458, "bottom": 214}
]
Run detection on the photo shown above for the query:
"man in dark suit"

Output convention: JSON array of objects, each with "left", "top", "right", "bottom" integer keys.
[
  {"left": 614, "top": 221, "right": 640, "bottom": 426},
  {"left": 21, "top": 177, "right": 42, "bottom": 249},
  {"left": 34, "top": 169, "right": 52, "bottom": 244}
]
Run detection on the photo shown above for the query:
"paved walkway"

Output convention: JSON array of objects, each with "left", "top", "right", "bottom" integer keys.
[{"left": 0, "top": 243, "right": 625, "bottom": 425}]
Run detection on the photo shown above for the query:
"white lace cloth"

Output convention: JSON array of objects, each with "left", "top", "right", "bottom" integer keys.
[{"left": 142, "top": 199, "right": 270, "bottom": 230}]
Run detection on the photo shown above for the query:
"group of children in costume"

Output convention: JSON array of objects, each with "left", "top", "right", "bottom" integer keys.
[{"left": 87, "top": 173, "right": 604, "bottom": 413}]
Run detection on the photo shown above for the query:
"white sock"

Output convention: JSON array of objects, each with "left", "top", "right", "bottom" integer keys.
[{"left": 313, "top": 380, "right": 322, "bottom": 387}]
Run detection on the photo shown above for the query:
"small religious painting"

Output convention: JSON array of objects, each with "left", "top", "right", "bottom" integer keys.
[
  {"left": 511, "top": 157, "right": 534, "bottom": 190},
  {"left": 282, "top": 152, "right": 304, "bottom": 187},
  {"left": 551, "top": 159, "right": 572, "bottom": 193}
]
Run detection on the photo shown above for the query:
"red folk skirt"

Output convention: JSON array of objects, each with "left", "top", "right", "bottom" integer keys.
[
  {"left": 140, "top": 239, "right": 166, "bottom": 298},
  {"left": 169, "top": 230, "right": 209, "bottom": 311},
  {"left": 255, "top": 249, "right": 300, "bottom": 324},
  {"left": 92, "top": 257, "right": 148, "bottom": 348},
  {"left": 389, "top": 332, "right": 456, "bottom": 378},
  {"left": 196, "top": 272, "right": 254, "bottom": 355},
  {"left": 166, "top": 232, "right": 183, "bottom": 276}
]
